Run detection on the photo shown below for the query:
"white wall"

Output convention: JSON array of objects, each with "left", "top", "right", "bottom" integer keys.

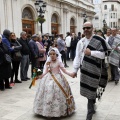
[{"left": 0, "top": 0, "right": 95, "bottom": 37}]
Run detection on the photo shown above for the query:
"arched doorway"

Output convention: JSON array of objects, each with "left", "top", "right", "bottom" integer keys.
[
  {"left": 22, "top": 7, "right": 34, "bottom": 36},
  {"left": 70, "top": 18, "right": 75, "bottom": 33},
  {"left": 51, "top": 14, "right": 59, "bottom": 37}
]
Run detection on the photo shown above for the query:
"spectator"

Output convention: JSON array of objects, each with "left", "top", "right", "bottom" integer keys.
[
  {"left": 36, "top": 35, "right": 46, "bottom": 70},
  {"left": 57, "top": 34, "right": 69, "bottom": 67},
  {"left": 0, "top": 34, "right": 12, "bottom": 90},
  {"left": 43, "top": 35, "right": 51, "bottom": 54},
  {"left": 18, "top": 31, "right": 30, "bottom": 81},
  {"left": 65, "top": 32, "right": 71, "bottom": 60},
  {"left": 29, "top": 34, "right": 39, "bottom": 76},
  {"left": 77, "top": 32, "right": 81, "bottom": 41},
  {"left": 10, "top": 32, "right": 22, "bottom": 84},
  {"left": 70, "top": 33, "right": 78, "bottom": 61}
]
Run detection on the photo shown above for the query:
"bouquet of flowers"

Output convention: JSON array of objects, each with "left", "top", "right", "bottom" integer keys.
[{"left": 29, "top": 68, "right": 43, "bottom": 89}]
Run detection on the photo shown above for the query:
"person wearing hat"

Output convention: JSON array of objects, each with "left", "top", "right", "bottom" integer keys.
[
  {"left": 0, "top": 34, "right": 12, "bottom": 90},
  {"left": 2, "top": 29, "right": 14, "bottom": 52},
  {"left": 29, "top": 34, "right": 39, "bottom": 76}
]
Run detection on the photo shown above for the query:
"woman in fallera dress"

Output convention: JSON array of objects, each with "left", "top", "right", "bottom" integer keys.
[{"left": 33, "top": 48, "right": 75, "bottom": 117}]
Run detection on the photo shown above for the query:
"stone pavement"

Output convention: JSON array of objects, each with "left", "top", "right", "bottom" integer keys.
[{"left": 1, "top": 61, "right": 120, "bottom": 120}]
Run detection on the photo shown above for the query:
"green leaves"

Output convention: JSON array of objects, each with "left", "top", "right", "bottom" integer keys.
[{"left": 36, "top": 17, "right": 46, "bottom": 23}]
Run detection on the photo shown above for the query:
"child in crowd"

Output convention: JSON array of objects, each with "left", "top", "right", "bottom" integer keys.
[{"left": 33, "top": 48, "right": 75, "bottom": 118}]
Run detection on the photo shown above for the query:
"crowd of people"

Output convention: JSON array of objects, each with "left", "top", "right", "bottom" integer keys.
[
  {"left": 0, "top": 30, "right": 80, "bottom": 91},
  {"left": 1, "top": 21, "right": 120, "bottom": 120}
]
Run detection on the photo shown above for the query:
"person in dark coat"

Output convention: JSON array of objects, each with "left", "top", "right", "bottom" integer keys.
[
  {"left": 43, "top": 35, "right": 51, "bottom": 54},
  {"left": 2, "top": 29, "right": 14, "bottom": 52},
  {"left": 10, "top": 32, "right": 22, "bottom": 84},
  {"left": 29, "top": 34, "right": 39, "bottom": 76},
  {"left": 18, "top": 31, "right": 30, "bottom": 81},
  {"left": 0, "top": 34, "right": 12, "bottom": 91},
  {"left": 70, "top": 33, "right": 78, "bottom": 61}
]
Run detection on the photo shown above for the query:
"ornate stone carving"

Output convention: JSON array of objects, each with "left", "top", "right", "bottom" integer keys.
[{"left": 63, "top": 8, "right": 69, "bottom": 13}]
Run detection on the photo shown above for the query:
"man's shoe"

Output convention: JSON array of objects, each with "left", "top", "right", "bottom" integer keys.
[
  {"left": 115, "top": 80, "right": 119, "bottom": 85},
  {"left": 15, "top": 80, "right": 22, "bottom": 83},
  {"left": 21, "top": 79, "right": 27, "bottom": 81},
  {"left": 64, "top": 65, "right": 69, "bottom": 68},
  {"left": 26, "top": 77, "right": 30, "bottom": 80},
  {"left": 0, "top": 88, "right": 5, "bottom": 91},
  {"left": 5, "top": 86, "right": 12, "bottom": 89}
]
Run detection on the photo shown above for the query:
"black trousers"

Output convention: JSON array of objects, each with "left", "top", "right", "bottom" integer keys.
[
  {"left": 86, "top": 99, "right": 96, "bottom": 120},
  {"left": 0, "top": 79, "right": 10, "bottom": 89},
  {"left": 60, "top": 50, "right": 67, "bottom": 66},
  {"left": 38, "top": 61, "right": 45, "bottom": 70},
  {"left": 11, "top": 60, "right": 20, "bottom": 82}
]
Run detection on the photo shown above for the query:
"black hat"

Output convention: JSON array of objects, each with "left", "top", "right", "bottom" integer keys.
[
  {"left": 3, "top": 29, "right": 11, "bottom": 38},
  {"left": 31, "top": 34, "right": 38, "bottom": 38}
]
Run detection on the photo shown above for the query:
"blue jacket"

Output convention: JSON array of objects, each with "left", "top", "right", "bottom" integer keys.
[{"left": 2, "top": 35, "right": 14, "bottom": 52}]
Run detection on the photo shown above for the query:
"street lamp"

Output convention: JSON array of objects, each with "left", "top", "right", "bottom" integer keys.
[
  {"left": 103, "top": 19, "right": 107, "bottom": 34},
  {"left": 34, "top": 0, "right": 47, "bottom": 34}
]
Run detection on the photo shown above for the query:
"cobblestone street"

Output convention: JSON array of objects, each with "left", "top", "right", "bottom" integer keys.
[{"left": 1, "top": 61, "right": 120, "bottom": 120}]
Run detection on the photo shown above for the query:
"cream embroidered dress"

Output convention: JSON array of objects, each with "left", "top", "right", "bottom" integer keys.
[{"left": 33, "top": 60, "right": 75, "bottom": 117}]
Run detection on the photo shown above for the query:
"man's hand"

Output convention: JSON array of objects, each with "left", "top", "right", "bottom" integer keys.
[
  {"left": 71, "top": 72, "right": 77, "bottom": 78},
  {"left": 84, "top": 48, "right": 91, "bottom": 55}
]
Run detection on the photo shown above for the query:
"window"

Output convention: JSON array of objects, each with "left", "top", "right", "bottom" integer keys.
[
  {"left": 113, "top": 22, "right": 115, "bottom": 27},
  {"left": 70, "top": 18, "right": 75, "bottom": 26},
  {"left": 95, "top": 16, "right": 99, "bottom": 20},
  {"left": 104, "top": 14, "right": 107, "bottom": 19},
  {"left": 111, "top": 13, "right": 112, "bottom": 18},
  {"left": 111, "top": 22, "right": 112, "bottom": 28},
  {"left": 51, "top": 14, "right": 58, "bottom": 23},
  {"left": 111, "top": 4, "right": 114, "bottom": 11},
  {"left": 104, "top": 5, "right": 107, "bottom": 10},
  {"left": 113, "top": 13, "right": 115, "bottom": 18},
  {"left": 22, "top": 7, "right": 33, "bottom": 19}
]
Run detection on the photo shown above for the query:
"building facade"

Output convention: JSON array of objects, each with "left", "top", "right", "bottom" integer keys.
[
  {"left": 93, "top": 0, "right": 102, "bottom": 29},
  {"left": 0, "top": 0, "right": 95, "bottom": 37},
  {"left": 93, "top": 0, "right": 120, "bottom": 30},
  {"left": 102, "top": 0, "right": 120, "bottom": 29}
]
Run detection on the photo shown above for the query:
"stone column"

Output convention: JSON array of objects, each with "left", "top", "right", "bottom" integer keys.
[{"left": 63, "top": 8, "right": 69, "bottom": 38}]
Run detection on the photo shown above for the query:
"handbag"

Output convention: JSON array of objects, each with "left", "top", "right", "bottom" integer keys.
[
  {"left": 39, "top": 53, "right": 44, "bottom": 58},
  {"left": 0, "top": 47, "right": 12, "bottom": 64},
  {"left": 4, "top": 54, "right": 12, "bottom": 63},
  {"left": 13, "top": 51, "right": 22, "bottom": 61}
]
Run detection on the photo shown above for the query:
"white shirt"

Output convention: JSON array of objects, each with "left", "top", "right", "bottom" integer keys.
[
  {"left": 73, "top": 37, "right": 105, "bottom": 73},
  {"left": 106, "top": 35, "right": 111, "bottom": 43},
  {"left": 65, "top": 36, "right": 71, "bottom": 47}
]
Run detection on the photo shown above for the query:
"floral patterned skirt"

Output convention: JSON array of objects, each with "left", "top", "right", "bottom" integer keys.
[{"left": 33, "top": 73, "right": 75, "bottom": 117}]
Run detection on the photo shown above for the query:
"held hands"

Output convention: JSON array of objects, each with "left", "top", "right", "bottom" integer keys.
[
  {"left": 84, "top": 48, "right": 91, "bottom": 55},
  {"left": 114, "top": 47, "right": 119, "bottom": 51},
  {"left": 71, "top": 72, "right": 77, "bottom": 78},
  {"left": 12, "top": 46, "right": 15, "bottom": 49}
]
